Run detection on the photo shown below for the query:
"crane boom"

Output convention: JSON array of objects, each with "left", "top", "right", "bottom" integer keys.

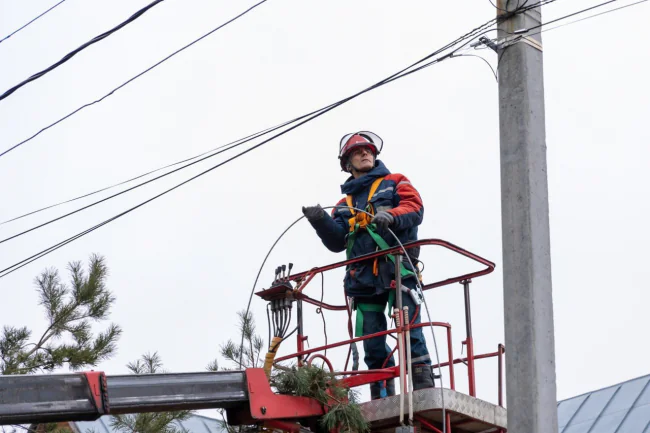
[{"left": 0, "top": 371, "right": 247, "bottom": 425}]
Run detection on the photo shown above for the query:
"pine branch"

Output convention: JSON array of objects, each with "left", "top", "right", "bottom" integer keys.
[
  {"left": 206, "top": 359, "right": 219, "bottom": 372},
  {"left": 273, "top": 365, "right": 369, "bottom": 433},
  {"left": 1, "top": 254, "right": 120, "bottom": 375}
]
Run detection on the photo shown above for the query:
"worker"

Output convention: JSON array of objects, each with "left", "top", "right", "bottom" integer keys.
[{"left": 302, "top": 131, "right": 435, "bottom": 400}]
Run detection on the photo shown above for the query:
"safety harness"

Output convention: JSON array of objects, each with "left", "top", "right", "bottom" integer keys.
[{"left": 345, "top": 177, "right": 416, "bottom": 336}]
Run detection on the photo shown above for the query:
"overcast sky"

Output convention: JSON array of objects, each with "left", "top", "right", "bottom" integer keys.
[{"left": 1, "top": 0, "right": 649, "bottom": 413}]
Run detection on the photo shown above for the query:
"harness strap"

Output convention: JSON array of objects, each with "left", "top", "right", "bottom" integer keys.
[
  {"left": 354, "top": 302, "right": 386, "bottom": 337},
  {"left": 353, "top": 290, "right": 397, "bottom": 337},
  {"left": 366, "top": 226, "right": 415, "bottom": 279},
  {"left": 346, "top": 177, "right": 385, "bottom": 233},
  {"left": 345, "top": 177, "right": 417, "bottom": 334}
]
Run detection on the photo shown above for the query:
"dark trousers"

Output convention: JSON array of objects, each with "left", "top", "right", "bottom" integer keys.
[{"left": 357, "top": 280, "right": 431, "bottom": 370}]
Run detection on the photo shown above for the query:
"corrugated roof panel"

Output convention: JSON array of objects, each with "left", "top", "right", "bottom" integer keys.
[
  {"left": 618, "top": 405, "right": 650, "bottom": 433},
  {"left": 559, "top": 394, "right": 590, "bottom": 429},
  {"left": 605, "top": 377, "right": 649, "bottom": 415},
  {"left": 563, "top": 419, "right": 596, "bottom": 433},
  {"left": 588, "top": 409, "right": 628, "bottom": 433},
  {"left": 634, "top": 380, "right": 650, "bottom": 408},
  {"left": 588, "top": 377, "right": 650, "bottom": 433},
  {"left": 558, "top": 374, "right": 650, "bottom": 433},
  {"left": 564, "top": 385, "right": 620, "bottom": 432}
]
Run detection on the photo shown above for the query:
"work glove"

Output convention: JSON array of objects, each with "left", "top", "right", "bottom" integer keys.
[
  {"left": 302, "top": 204, "right": 325, "bottom": 222},
  {"left": 372, "top": 211, "right": 394, "bottom": 231}
]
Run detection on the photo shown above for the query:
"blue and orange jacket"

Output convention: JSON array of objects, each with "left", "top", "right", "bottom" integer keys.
[{"left": 309, "top": 160, "right": 424, "bottom": 297}]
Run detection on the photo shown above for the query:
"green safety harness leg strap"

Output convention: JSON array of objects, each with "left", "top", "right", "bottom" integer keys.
[{"left": 348, "top": 223, "right": 417, "bottom": 337}]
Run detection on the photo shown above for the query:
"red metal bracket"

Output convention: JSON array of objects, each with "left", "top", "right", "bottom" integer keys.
[
  {"left": 82, "top": 371, "right": 109, "bottom": 415},
  {"left": 245, "top": 368, "right": 324, "bottom": 420},
  {"left": 339, "top": 367, "right": 399, "bottom": 389},
  {"left": 415, "top": 415, "right": 444, "bottom": 433}
]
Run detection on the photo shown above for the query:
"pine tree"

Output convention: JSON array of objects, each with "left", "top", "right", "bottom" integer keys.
[
  {"left": 209, "top": 309, "right": 368, "bottom": 433},
  {"left": 207, "top": 310, "right": 264, "bottom": 433},
  {"left": 0, "top": 254, "right": 121, "bottom": 375}
]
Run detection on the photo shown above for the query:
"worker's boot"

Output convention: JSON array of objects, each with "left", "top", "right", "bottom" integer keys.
[
  {"left": 385, "top": 378, "right": 396, "bottom": 396},
  {"left": 370, "top": 379, "right": 396, "bottom": 400},
  {"left": 370, "top": 382, "right": 383, "bottom": 400},
  {"left": 412, "top": 364, "right": 435, "bottom": 390}
]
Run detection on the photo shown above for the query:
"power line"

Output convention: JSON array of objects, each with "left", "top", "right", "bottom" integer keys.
[
  {"left": 0, "top": 49, "right": 444, "bottom": 247},
  {"left": 481, "top": 0, "right": 646, "bottom": 54},
  {"left": 0, "top": 116, "right": 315, "bottom": 244},
  {"left": 0, "top": 0, "right": 67, "bottom": 44},
  {"left": 505, "top": 0, "right": 643, "bottom": 36},
  {"left": 533, "top": 0, "right": 648, "bottom": 34},
  {"left": 0, "top": 0, "right": 166, "bottom": 102},
  {"left": 0, "top": 0, "right": 269, "bottom": 160},
  {"left": 0, "top": 1, "right": 507, "bottom": 245},
  {"left": 450, "top": 53, "right": 498, "bottom": 82},
  {"left": 2, "top": 0, "right": 544, "bottom": 161},
  {"left": 0, "top": 1, "right": 548, "bottom": 277},
  {"left": 0, "top": 15, "right": 508, "bottom": 277},
  {"left": 488, "top": 0, "right": 509, "bottom": 13},
  {"left": 0, "top": 121, "right": 284, "bottom": 227},
  {"left": 0, "top": 3, "right": 507, "bottom": 230},
  {"left": 527, "top": 0, "right": 619, "bottom": 31}
]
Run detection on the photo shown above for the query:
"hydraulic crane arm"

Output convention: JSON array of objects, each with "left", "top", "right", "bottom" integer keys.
[{"left": 0, "top": 371, "right": 248, "bottom": 425}]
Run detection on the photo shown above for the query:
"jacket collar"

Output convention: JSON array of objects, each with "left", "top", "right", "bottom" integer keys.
[{"left": 340, "top": 160, "right": 391, "bottom": 195}]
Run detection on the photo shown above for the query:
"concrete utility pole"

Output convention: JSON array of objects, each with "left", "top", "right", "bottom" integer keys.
[{"left": 496, "top": 1, "right": 559, "bottom": 432}]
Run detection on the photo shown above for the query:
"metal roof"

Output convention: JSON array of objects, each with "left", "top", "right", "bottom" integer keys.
[
  {"left": 558, "top": 374, "right": 650, "bottom": 433},
  {"left": 72, "top": 413, "right": 228, "bottom": 433}
]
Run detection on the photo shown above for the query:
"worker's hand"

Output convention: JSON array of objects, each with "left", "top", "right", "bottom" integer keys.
[
  {"left": 302, "top": 205, "right": 325, "bottom": 222},
  {"left": 372, "top": 211, "right": 394, "bottom": 231}
]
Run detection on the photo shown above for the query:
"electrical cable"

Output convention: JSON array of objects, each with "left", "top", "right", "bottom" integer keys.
[
  {"left": 527, "top": 0, "right": 619, "bottom": 32},
  {"left": 0, "top": 10, "right": 506, "bottom": 260},
  {"left": 271, "top": 327, "right": 298, "bottom": 354},
  {"left": 274, "top": 305, "right": 281, "bottom": 338},
  {"left": 284, "top": 308, "right": 293, "bottom": 337},
  {"left": 0, "top": 0, "right": 545, "bottom": 172},
  {"left": 529, "top": 0, "right": 648, "bottom": 35},
  {"left": 450, "top": 53, "right": 498, "bottom": 82},
  {"left": 0, "top": 0, "right": 270, "bottom": 159},
  {"left": 0, "top": 0, "right": 167, "bottom": 102},
  {"left": 0, "top": 0, "right": 552, "bottom": 279},
  {"left": 242, "top": 205, "right": 449, "bottom": 432},
  {"left": 0, "top": 122, "right": 303, "bottom": 242},
  {"left": 278, "top": 303, "right": 285, "bottom": 336},
  {"left": 488, "top": 0, "right": 510, "bottom": 13},
  {"left": 0, "top": 121, "right": 285, "bottom": 226},
  {"left": 0, "top": 0, "right": 527, "bottom": 367},
  {"left": 278, "top": 306, "right": 285, "bottom": 337},
  {"left": 267, "top": 303, "right": 272, "bottom": 348},
  {"left": 317, "top": 272, "right": 328, "bottom": 358},
  {"left": 0, "top": 0, "right": 67, "bottom": 45},
  {"left": 489, "top": 0, "right": 647, "bottom": 55}
]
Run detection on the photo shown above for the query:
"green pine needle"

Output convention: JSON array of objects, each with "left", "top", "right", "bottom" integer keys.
[{"left": 272, "top": 365, "right": 369, "bottom": 433}]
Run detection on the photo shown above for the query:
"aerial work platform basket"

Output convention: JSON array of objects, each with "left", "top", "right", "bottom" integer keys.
[{"left": 0, "top": 239, "right": 506, "bottom": 433}]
